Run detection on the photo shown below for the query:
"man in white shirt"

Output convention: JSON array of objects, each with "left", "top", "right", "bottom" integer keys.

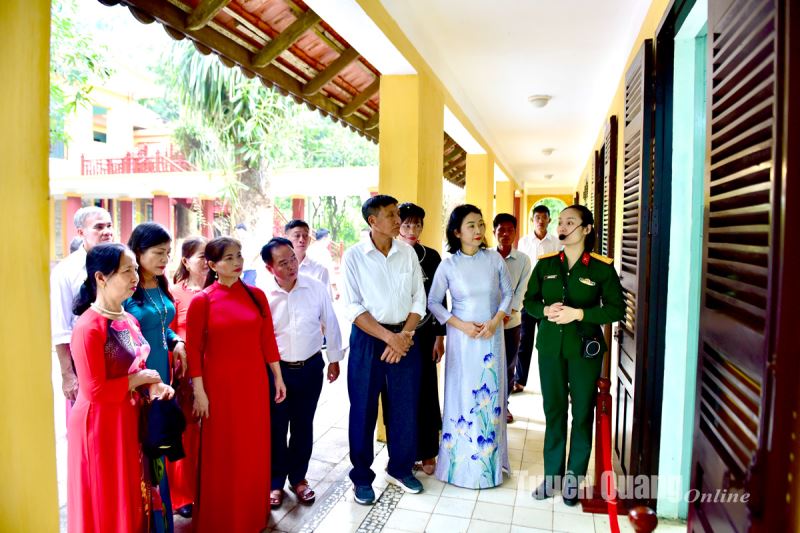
[
  {"left": 50, "top": 206, "right": 113, "bottom": 401},
  {"left": 260, "top": 237, "right": 344, "bottom": 508},
  {"left": 514, "top": 205, "right": 560, "bottom": 392},
  {"left": 341, "top": 195, "right": 427, "bottom": 504},
  {"left": 256, "top": 219, "right": 333, "bottom": 295},
  {"left": 283, "top": 219, "right": 332, "bottom": 286},
  {"left": 494, "top": 213, "right": 532, "bottom": 423}
]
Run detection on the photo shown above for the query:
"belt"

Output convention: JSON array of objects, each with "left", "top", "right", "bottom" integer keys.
[
  {"left": 379, "top": 322, "right": 406, "bottom": 333},
  {"left": 280, "top": 351, "right": 322, "bottom": 369}
]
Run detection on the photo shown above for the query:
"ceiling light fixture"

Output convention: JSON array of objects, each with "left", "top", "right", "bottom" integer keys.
[
  {"left": 542, "top": 148, "right": 555, "bottom": 156},
  {"left": 528, "top": 95, "right": 551, "bottom": 108}
]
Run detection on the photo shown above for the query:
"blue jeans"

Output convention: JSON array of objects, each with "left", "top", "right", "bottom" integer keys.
[{"left": 348, "top": 326, "right": 420, "bottom": 486}]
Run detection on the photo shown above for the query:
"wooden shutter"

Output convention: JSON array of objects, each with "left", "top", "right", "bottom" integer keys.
[
  {"left": 613, "top": 39, "right": 654, "bottom": 478},
  {"left": 689, "top": 0, "right": 781, "bottom": 530},
  {"left": 582, "top": 173, "right": 590, "bottom": 207},
  {"left": 586, "top": 155, "right": 597, "bottom": 209},
  {"left": 602, "top": 116, "right": 619, "bottom": 257},
  {"left": 593, "top": 149, "right": 604, "bottom": 250}
]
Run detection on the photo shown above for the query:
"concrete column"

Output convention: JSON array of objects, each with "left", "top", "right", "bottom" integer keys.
[
  {"left": 465, "top": 154, "right": 495, "bottom": 244},
  {"left": 65, "top": 195, "right": 82, "bottom": 245},
  {"left": 119, "top": 199, "right": 134, "bottom": 244},
  {"left": 153, "top": 194, "right": 171, "bottom": 231},
  {"left": 495, "top": 180, "right": 515, "bottom": 218},
  {"left": 291, "top": 197, "right": 305, "bottom": 221},
  {"left": 201, "top": 199, "right": 215, "bottom": 239},
  {"left": 378, "top": 74, "right": 444, "bottom": 251},
  {"left": 514, "top": 194, "right": 522, "bottom": 247},
  {"left": 0, "top": 0, "right": 59, "bottom": 528}
]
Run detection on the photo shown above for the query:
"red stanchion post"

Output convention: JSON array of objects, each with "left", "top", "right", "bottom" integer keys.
[
  {"left": 581, "top": 377, "right": 616, "bottom": 513},
  {"left": 629, "top": 506, "right": 658, "bottom": 532}
]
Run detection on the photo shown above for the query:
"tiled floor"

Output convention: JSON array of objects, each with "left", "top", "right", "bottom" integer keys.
[
  {"left": 303, "top": 385, "right": 687, "bottom": 533},
  {"left": 52, "top": 303, "right": 688, "bottom": 533}
]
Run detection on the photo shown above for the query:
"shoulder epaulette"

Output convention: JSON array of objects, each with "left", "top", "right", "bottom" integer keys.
[
  {"left": 537, "top": 251, "right": 560, "bottom": 260},
  {"left": 590, "top": 252, "right": 614, "bottom": 265}
]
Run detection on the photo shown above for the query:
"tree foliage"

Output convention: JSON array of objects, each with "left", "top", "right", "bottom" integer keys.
[
  {"left": 157, "top": 39, "right": 378, "bottom": 237},
  {"left": 50, "top": 0, "right": 113, "bottom": 146},
  {"left": 309, "top": 196, "right": 363, "bottom": 244}
]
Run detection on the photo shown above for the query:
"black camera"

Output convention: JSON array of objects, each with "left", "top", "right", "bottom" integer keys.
[{"left": 581, "top": 336, "right": 603, "bottom": 359}]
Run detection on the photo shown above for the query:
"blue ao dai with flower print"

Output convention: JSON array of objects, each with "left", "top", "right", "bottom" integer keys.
[{"left": 428, "top": 249, "right": 513, "bottom": 488}]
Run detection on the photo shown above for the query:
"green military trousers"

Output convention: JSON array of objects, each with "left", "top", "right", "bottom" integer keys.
[{"left": 538, "top": 352, "right": 603, "bottom": 478}]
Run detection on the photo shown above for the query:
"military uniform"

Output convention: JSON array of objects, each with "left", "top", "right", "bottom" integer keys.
[{"left": 522, "top": 250, "right": 624, "bottom": 480}]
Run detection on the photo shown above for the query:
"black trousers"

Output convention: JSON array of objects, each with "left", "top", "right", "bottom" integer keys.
[
  {"left": 412, "top": 325, "right": 442, "bottom": 461},
  {"left": 504, "top": 324, "right": 521, "bottom": 402},
  {"left": 270, "top": 353, "right": 325, "bottom": 490},
  {"left": 348, "top": 326, "right": 420, "bottom": 486},
  {"left": 515, "top": 310, "right": 540, "bottom": 386}
]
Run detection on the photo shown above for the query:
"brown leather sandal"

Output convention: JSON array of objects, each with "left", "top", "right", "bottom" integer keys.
[
  {"left": 292, "top": 480, "right": 316, "bottom": 504},
  {"left": 270, "top": 489, "right": 285, "bottom": 508}
]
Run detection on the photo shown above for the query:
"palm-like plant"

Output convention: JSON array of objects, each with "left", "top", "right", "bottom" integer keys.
[{"left": 164, "top": 40, "right": 302, "bottom": 230}]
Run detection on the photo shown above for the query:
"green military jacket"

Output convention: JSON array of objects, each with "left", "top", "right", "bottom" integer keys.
[{"left": 523, "top": 250, "right": 625, "bottom": 359}]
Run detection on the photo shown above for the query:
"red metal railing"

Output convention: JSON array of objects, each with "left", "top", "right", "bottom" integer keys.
[{"left": 80, "top": 145, "right": 197, "bottom": 175}]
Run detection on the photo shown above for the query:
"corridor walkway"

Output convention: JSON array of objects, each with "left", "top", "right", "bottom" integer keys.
[{"left": 52, "top": 312, "right": 688, "bottom": 533}]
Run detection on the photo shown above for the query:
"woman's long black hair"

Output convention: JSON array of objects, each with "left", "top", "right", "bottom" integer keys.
[
  {"left": 204, "top": 236, "right": 265, "bottom": 317},
  {"left": 128, "top": 222, "right": 175, "bottom": 303},
  {"left": 73, "top": 243, "right": 128, "bottom": 316},
  {"left": 173, "top": 236, "right": 207, "bottom": 284},
  {"left": 563, "top": 204, "right": 597, "bottom": 253},
  {"left": 445, "top": 204, "right": 487, "bottom": 253}
]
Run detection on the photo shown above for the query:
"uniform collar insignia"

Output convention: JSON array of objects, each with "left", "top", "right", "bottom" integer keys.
[
  {"left": 559, "top": 251, "right": 565, "bottom": 263},
  {"left": 581, "top": 252, "right": 591, "bottom": 266}
]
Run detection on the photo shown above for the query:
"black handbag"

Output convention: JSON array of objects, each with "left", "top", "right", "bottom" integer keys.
[{"left": 140, "top": 397, "right": 187, "bottom": 461}]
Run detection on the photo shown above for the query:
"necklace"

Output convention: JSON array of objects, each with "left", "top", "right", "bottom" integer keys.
[
  {"left": 143, "top": 286, "right": 168, "bottom": 349},
  {"left": 91, "top": 302, "right": 125, "bottom": 319}
]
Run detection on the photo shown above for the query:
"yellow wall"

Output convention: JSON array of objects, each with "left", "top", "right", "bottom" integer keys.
[
  {"left": 494, "top": 181, "right": 515, "bottom": 218},
  {"left": 525, "top": 194, "right": 574, "bottom": 213},
  {"left": 465, "top": 154, "right": 495, "bottom": 245},
  {"left": 576, "top": 0, "right": 671, "bottom": 264},
  {"left": 378, "top": 74, "right": 445, "bottom": 251},
  {"left": 0, "top": 0, "right": 59, "bottom": 530}
]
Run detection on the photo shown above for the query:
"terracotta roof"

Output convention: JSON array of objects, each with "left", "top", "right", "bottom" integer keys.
[{"left": 102, "top": 0, "right": 465, "bottom": 186}]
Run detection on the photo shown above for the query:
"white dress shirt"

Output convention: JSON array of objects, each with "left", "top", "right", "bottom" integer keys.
[
  {"left": 341, "top": 237, "right": 427, "bottom": 324},
  {"left": 499, "top": 248, "right": 532, "bottom": 329},
  {"left": 518, "top": 231, "right": 561, "bottom": 269},
  {"left": 300, "top": 256, "right": 331, "bottom": 286},
  {"left": 255, "top": 254, "right": 331, "bottom": 293},
  {"left": 264, "top": 274, "right": 344, "bottom": 363},
  {"left": 50, "top": 246, "right": 88, "bottom": 345}
]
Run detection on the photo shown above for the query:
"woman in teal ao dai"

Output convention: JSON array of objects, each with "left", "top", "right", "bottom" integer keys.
[{"left": 428, "top": 204, "right": 513, "bottom": 489}]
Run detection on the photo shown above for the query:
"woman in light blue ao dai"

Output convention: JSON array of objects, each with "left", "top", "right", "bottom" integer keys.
[{"left": 428, "top": 204, "right": 513, "bottom": 489}]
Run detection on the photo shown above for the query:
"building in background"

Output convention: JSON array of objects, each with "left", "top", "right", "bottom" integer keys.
[{"left": 48, "top": 64, "right": 227, "bottom": 260}]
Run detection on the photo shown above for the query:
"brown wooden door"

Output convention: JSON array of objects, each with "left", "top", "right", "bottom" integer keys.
[
  {"left": 688, "top": 0, "right": 784, "bottom": 531},
  {"left": 613, "top": 39, "right": 654, "bottom": 478},
  {"left": 593, "top": 148, "right": 604, "bottom": 243},
  {"left": 602, "top": 116, "right": 619, "bottom": 257},
  {"left": 592, "top": 116, "right": 620, "bottom": 257}
]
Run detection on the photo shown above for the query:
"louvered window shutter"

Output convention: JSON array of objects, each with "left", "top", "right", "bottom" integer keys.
[
  {"left": 689, "top": 0, "right": 780, "bottom": 529},
  {"left": 593, "top": 149, "right": 604, "bottom": 252},
  {"left": 603, "top": 116, "right": 619, "bottom": 257},
  {"left": 613, "top": 39, "right": 654, "bottom": 477}
]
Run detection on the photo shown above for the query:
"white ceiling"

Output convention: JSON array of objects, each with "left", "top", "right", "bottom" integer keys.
[{"left": 379, "top": 0, "right": 652, "bottom": 191}]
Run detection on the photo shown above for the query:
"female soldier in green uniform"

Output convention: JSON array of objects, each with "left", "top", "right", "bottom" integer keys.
[{"left": 523, "top": 204, "right": 624, "bottom": 506}]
